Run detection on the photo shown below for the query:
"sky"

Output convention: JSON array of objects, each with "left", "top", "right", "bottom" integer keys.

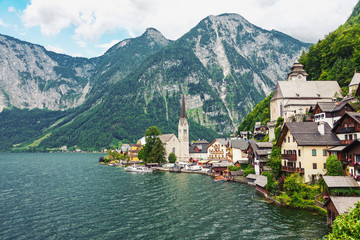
[{"left": 0, "top": 0, "right": 358, "bottom": 58}]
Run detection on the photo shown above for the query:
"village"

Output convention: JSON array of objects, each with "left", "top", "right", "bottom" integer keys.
[{"left": 101, "top": 62, "right": 360, "bottom": 229}]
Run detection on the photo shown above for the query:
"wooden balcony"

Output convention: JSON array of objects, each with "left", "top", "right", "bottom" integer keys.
[
  {"left": 281, "top": 154, "right": 297, "bottom": 161},
  {"left": 282, "top": 166, "right": 304, "bottom": 173}
]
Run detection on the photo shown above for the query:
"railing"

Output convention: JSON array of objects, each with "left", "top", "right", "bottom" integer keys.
[
  {"left": 281, "top": 154, "right": 297, "bottom": 161},
  {"left": 281, "top": 166, "right": 304, "bottom": 173}
]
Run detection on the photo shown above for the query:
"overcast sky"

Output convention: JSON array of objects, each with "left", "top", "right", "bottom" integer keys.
[{"left": 0, "top": 0, "right": 357, "bottom": 58}]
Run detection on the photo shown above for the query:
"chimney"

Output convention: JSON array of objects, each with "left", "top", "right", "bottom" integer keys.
[{"left": 318, "top": 121, "right": 325, "bottom": 135}]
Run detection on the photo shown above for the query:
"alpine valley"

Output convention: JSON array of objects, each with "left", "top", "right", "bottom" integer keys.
[{"left": 0, "top": 14, "right": 310, "bottom": 151}]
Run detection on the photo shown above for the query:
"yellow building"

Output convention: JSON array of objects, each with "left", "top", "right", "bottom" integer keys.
[
  {"left": 277, "top": 122, "right": 341, "bottom": 182},
  {"left": 129, "top": 141, "right": 142, "bottom": 161}
]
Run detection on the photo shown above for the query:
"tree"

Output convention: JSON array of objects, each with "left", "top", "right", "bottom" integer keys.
[
  {"left": 168, "top": 152, "right": 177, "bottom": 163},
  {"left": 142, "top": 126, "right": 166, "bottom": 163},
  {"left": 267, "top": 145, "right": 282, "bottom": 179},
  {"left": 325, "top": 202, "right": 360, "bottom": 239},
  {"left": 326, "top": 155, "right": 343, "bottom": 176}
]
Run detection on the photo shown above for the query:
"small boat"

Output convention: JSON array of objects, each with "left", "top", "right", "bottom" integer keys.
[
  {"left": 124, "top": 165, "right": 153, "bottom": 173},
  {"left": 214, "top": 176, "right": 229, "bottom": 182}
]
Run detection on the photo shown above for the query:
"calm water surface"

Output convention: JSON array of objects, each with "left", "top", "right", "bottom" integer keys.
[{"left": 0, "top": 153, "right": 329, "bottom": 239}]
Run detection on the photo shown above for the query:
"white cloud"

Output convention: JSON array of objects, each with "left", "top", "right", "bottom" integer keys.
[
  {"left": 8, "top": 6, "right": 16, "bottom": 12},
  {"left": 96, "top": 39, "right": 120, "bottom": 50},
  {"left": 0, "top": 19, "right": 8, "bottom": 27},
  {"left": 21, "top": 0, "right": 358, "bottom": 45}
]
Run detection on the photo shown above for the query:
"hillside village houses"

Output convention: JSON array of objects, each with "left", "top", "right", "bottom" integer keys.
[{"left": 268, "top": 62, "right": 342, "bottom": 140}]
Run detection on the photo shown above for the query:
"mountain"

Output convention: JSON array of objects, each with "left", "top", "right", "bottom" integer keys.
[
  {"left": 0, "top": 14, "right": 311, "bottom": 151},
  {"left": 299, "top": 0, "right": 360, "bottom": 89},
  {"left": 0, "top": 34, "right": 97, "bottom": 111}
]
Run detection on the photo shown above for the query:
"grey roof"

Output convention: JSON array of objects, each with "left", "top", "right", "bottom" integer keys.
[
  {"left": 193, "top": 139, "right": 209, "bottom": 144},
  {"left": 216, "top": 138, "right": 228, "bottom": 146},
  {"left": 246, "top": 174, "right": 258, "bottom": 180},
  {"left": 327, "top": 196, "right": 360, "bottom": 214},
  {"left": 316, "top": 101, "right": 353, "bottom": 113},
  {"left": 323, "top": 176, "right": 360, "bottom": 188},
  {"left": 254, "top": 175, "right": 268, "bottom": 188},
  {"left": 328, "top": 146, "right": 347, "bottom": 152},
  {"left": 272, "top": 81, "right": 341, "bottom": 101},
  {"left": 230, "top": 139, "right": 250, "bottom": 150},
  {"left": 284, "top": 99, "right": 322, "bottom": 107},
  {"left": 255, "top": 149, "right": 271, "bottom": 156},
  {"left": 349, "top": 72, "right": 360, "bottom": 86},
  {"left": 189, "top": 143, "right": 209, "bottom": 153},
  {"left": 282, "top": 122, "right": 340, "bottom": 146},
  {"left": 256, "top": 142, "right": 273, "bottom": 149},
  {"left": 159, "top": 134, "right": 176, "bottom": 143},
  {"left": 212, "top": 162, "right": 233, "bottom": 168}
]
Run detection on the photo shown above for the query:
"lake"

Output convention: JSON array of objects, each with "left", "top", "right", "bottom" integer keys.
[{"left": 0, "top": 153, "right": 329, "bottom": 239}]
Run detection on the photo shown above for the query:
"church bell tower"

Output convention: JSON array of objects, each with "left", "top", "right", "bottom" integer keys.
[{"left": 178, "top": 94, "right": 189, "bottom": 162}]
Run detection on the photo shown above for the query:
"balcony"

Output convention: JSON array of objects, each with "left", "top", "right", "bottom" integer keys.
[
  {"left": 281, "top": 154, "right": 297, "bottom": 161},
  {"left": 282, "top": 166, "right": 304, "bottom": 173}
]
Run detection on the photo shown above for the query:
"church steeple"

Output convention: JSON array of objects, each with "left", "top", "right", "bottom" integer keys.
[{"left": 181, "top": 94, "right": 186, "bottom": 119}]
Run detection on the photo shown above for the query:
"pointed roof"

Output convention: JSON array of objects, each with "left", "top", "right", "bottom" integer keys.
[
  {"left": 181, "top": 94, "right": 186, "bottom": 119},
  {"left": 287, "top": 61, "right": 308, "bottom": 80},
  {"left": 349, "top": 72, "right": 360, "bottom": 87}
]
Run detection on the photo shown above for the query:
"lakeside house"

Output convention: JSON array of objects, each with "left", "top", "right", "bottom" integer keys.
[
  {"left": 254, "top": 175, "right": 268, "bottom": 195},
  {"left": 247, "top": 141, "right": 272, "bottom": 175},
  {"left": 322, "top": 176, "right": 360, "bottom": 198},
  {"left": 189, "top": 139, "right": 210, "bottom": 161},
  {"left": 207, "top": 138, "right": 230, "bottom": 162},
  {"left": 129, "top": 141, "right": 142, "bottom": 161},
  {"left": 253, "top": 122, "right": 268, "bottom": 140},
  {"left": 268, "top": 62, "right": 342, "bottom": 140},
  {"left": 226, "top": 138, "right": 250, "bottom": 163},
  {"left": 323, "top": 196, "right": 360, "bottom": 225},
  {"left": 277, "top": 122, "right": 341, "bottom": 183}
]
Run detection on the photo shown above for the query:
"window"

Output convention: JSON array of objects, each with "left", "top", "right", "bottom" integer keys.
[
  {"left": 284, "top": 149, "right": 286, "bottom": 154},
  {"left": 324, "top": 163, "right": 326, "bottom": 169},
  {"left": 184, "top": 129, "right": 187, "bottom": 134},
  {"left": 345, "top": 135, "right": 348, "bottom": 140},
  {"left": 299, "top": 162, "right": 301, "bottom": 168},
  {"left": 313, "top": 163, "right": 317, "bottom": 169},
  {"left": 284, "top": 138, "right": 286, "bottom": 143},
  {"left": 298, "top": 149, "right": 301, "bottom": 157},
  {"left": 355, "top": 134, "right": 357, "bottom": 139},
  {"left": 293, "top": 137, "right": 295, "bottom": 142},
  {"left": 172, "top": 148, "right": 175, "bottom": 153},
  {"left": 288, "top": 137, "right": 290, "bottom": 142},
  {"left": 323, "top": 149, "right": 327, "bottom": 156},
  {"left": 349, "top": 134, "right": 353, "bottom": 140},
  {"left": 312, "top": 149, "right": 317, "bottom": 156}
]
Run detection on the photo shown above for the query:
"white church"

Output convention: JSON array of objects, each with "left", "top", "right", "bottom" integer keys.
[{"left": 159, "top": 94, "right": 190, "bottom": 163}]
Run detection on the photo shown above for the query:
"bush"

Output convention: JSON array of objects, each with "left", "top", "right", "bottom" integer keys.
[
  {"left": 243, "top": 167, "right": 255, "bottom": 177},
  {"left": 228, "top": 165, "right": 241, "bottom": 171}
]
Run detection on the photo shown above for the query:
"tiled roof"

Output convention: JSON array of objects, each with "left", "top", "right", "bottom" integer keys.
[
  {"left": 326, "top": 196, "right": 360, "bottom": 214},
  {"left": 189, "top": 143, "right": 209, "bottom": 153},
  {"left": 256, "top": 142, "right": 273, "bottom": 149},
  {"left": 255, "top": 149, "right": 271, "bottom": 156},
  {"left": 254, "top": 175, "right": 268, "bottom": 188},
  {"left": 272, "top": 81, "right": 341, "bottom": 100},
  {"left": 229, "top": 139, "right": 250, "bottom": 150},
  {"left": 159, "top": 134, "right": 176, "bottom": 143},
  {"left": 323, "top": 176, "right": 360, "bottom": 188},
  {"left": 280, "top": 122, "right": 340, "bottom": 146}
]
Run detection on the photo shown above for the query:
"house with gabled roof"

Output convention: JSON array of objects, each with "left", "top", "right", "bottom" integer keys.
[
  {"left": 247, "top": 141, "right": 272, "bottom": 175},
  {"left": 312, "top": 101, "right": 355, "bottom": 128},
  {"left": 226, "top": 138, "right": 250, "bottom": 163},
  {"left": 207, "top": 138, "right": 230, "bottom": 162},
  {"left": 189, "top": 139, "right": 209, "bottom": 161},
  {"left": 323, "top": 196, "right": 360, "bottom": 225},
  {"left": 332, "top": 111, "right": 360, "bottom": 145},
  {"left": 277, "top": 122, "right": 341, "bottom": 182},
  {"left": 159, "top": 134, "right": 180, "bottom": 162}
]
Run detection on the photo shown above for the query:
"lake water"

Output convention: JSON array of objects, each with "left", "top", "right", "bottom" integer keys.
[{"left": 0, "top": 153, "right": 329, "bottom": 239}]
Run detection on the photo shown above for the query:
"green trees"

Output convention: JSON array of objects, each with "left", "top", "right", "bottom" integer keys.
[
  {"left": 325, "top": 202, "right": 360, "bottom": 239},
  {"left": 141, "top": 126, "right": 166, "bottom": 163},
  {"left": 168, "top": 152, "right": 177, "bottom": 163},
  {"left": 266, "top": 145, "right": 282, "bottom": 179},
  {"left": 326, "top": 155, "right": 343, "bottom": 176}
]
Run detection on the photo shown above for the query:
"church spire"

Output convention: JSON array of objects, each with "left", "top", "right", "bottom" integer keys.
[{"left": 181, "top": 94, "right": 186, "bottom": 119}]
